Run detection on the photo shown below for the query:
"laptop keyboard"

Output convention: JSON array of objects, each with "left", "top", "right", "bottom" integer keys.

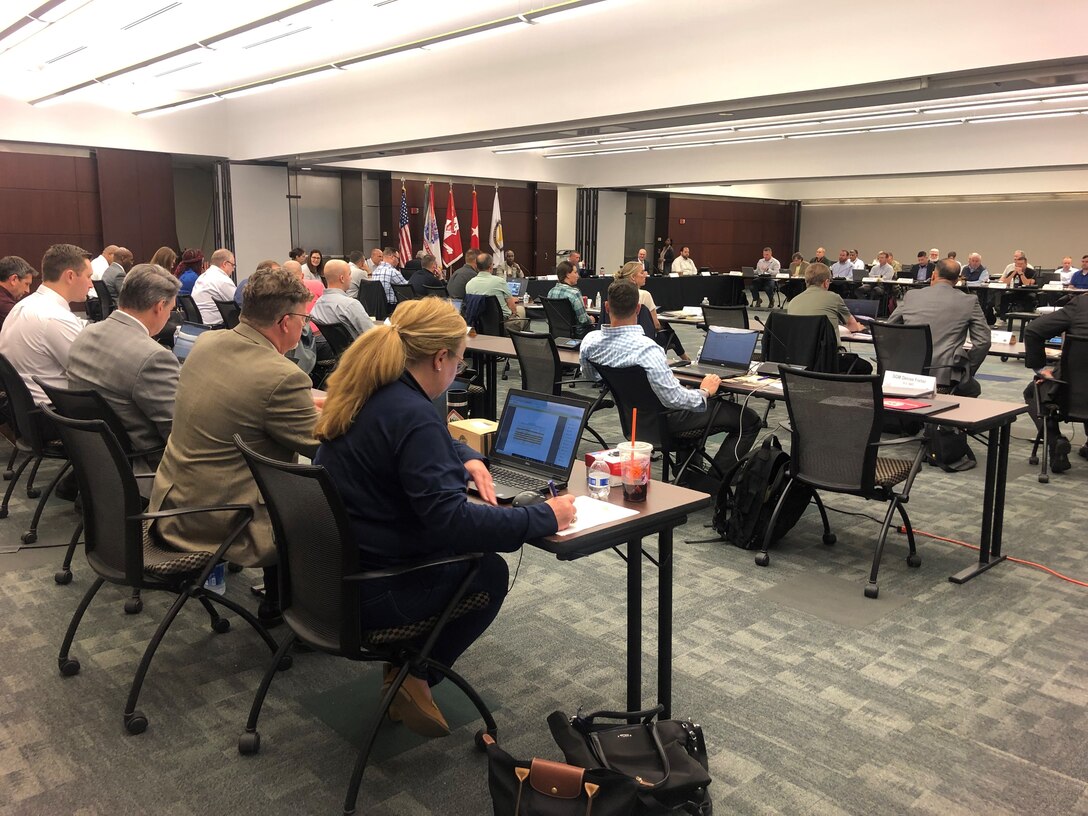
[{"left": 490, "top": 465, "right": 549, "bottom": 492}]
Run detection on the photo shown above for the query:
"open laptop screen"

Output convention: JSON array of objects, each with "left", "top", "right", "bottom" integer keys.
[
  {"left": 699, "top": 328, "right": 759, "bottom": 367},
  {"left": 490, "top": 390, "right": 588, "bottom": 476},
  {"left": 507, "top": 279, "right": 523, "bottom": 297},
  {"left": 843, "top": 298, "right": 879, "bottom": 319}
]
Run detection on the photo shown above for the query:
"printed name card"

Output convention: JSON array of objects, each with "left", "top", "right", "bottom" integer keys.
[
  {"left": 728, "top": 270, "right": 743, "bottom": 276},
  {"left": 775, "top": 273, "right": 790, "bottom": 279},
  {"left": 987, "top": 282, "right": 1008, "bottom": 289},
  {"left": 990, "top": 330, "right": 1014, "bottom": 344},
  {"left": 883, "top": 370, "right": 937, "bottom": 398},
  {"left": 1043, "top": 282, "right": 1064, "bottom": 290},
  {"left": 862, "top": 276, "right": 880, "bottom": 283}
]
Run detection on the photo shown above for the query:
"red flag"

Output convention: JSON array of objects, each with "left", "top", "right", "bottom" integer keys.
[
  {"left": 470, "top": 188, "right": 480, "bottom": 250},
  {"left": 442, "top": 186, "right": 463, "bottom": 269}
]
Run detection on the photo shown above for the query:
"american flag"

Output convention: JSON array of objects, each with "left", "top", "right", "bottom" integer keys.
[{"left": 398, "top": 185, "right": 412, "bottom": 266}]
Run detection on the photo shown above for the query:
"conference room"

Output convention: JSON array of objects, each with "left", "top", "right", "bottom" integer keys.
[{"left": 1, "top": 1, "right": 1086, "bottom": 813}]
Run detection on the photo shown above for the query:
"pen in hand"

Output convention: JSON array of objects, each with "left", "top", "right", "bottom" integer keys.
[{"left": 547, "top": 480, "right": 558, "bottom": 498}]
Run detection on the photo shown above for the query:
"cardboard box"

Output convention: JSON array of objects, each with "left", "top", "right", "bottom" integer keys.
[
  {"left": 449, "top": 418, "right": 498, "bottom": 457},
  {"left": 585, "top": 449, "right": 625, "bottom": 487}
]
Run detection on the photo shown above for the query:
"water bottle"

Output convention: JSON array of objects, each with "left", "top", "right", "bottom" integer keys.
[
  {"left": 702, "top": 296, "right": 709, "bottom": 306},
  {"left": 594, "top": 292, "right": 602, "bottom": 310},
  {"left": 587, "top": 456, "right": 611, "bottom": 500},
  {"left": 523, "top": 292, "right": 530, "bottom": 305},
  {"left": 204, "top": 562, "right": 226, "bottom": 596}
]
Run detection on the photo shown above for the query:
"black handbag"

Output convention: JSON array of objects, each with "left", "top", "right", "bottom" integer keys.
[
  {"left": 547, "top": 707, "right": 712, "bottom": 815},
  {"left": 482, "top": 732, "right": 639, "bottom": 815}
]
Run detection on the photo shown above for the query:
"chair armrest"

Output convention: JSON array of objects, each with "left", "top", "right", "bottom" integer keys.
[
  {"left": 132, "top": 504, "right": 254, "bottom": 586},
  {"left": 344, "top": 552, "right": 485, "bottom": 582},
  {"left": 133, "top": 472, "right": 156, "bottom": 480},
  {"left": 126, "top": 444, "right": 166, "bottom": 460},
  {"left": 871, "top": 434, "right": 927, "bottom": 448},
  {"left": 132, "top": 503, "right": 254, "bottom": 521}
]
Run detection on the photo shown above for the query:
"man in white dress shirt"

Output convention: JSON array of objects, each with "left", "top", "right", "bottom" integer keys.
[
  {"left": 671, "top": 245, "right": 698, "bottom": 276},
  {"left": 90, "top": 245, "right": 117, "bottom": 280},
  {"left": 0, "top": 243, "right": 92, "bottom": 405},
  {"left": 191, "top": 248, "right": 238, "bottom": 326}
]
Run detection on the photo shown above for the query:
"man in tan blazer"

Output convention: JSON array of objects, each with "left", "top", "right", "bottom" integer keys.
[{"left": 150, "top": 267, "right": 318, "bottom": 618}]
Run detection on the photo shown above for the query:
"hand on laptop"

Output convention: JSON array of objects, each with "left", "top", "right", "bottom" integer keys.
[
  {"left": 464, "top": 459, "right": 497, "bottom": 505},
  {"left": 547, "top": 494, "right": 578, "bottom": 530},
  {"left": 700, "top": 374, "right": 722, "bottom": 395}
]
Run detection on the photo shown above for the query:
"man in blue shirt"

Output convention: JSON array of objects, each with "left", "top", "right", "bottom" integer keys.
[
  {"left": 580, "top": 280, "right": 759, "bottom": 475},
  {"left": 1070, "top": 255, "right": 1088, "bottom": 289}
]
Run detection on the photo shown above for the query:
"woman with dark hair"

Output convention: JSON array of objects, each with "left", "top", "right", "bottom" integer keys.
[
  {"left": 302, "top": 249, "right": 323, "bottom": 281},
  {"left": 173, "top": 248, "right": 204, "bottom": 296},
  {"left": 149, "top": 246, "right": 177, "bottom": 271}
]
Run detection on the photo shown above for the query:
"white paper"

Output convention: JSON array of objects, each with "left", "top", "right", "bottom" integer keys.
[
  {"left": 553, "top": 495, "right": 640, "bottom": 537},
  {"left": 728, "top": 270, "right": 743, "bottom": 276},
  {"left": 681, "top": 306, "right": 702, "bottom": 316},
  {"left": 709, "top": 325, "right": 757, "bottom": 335}
]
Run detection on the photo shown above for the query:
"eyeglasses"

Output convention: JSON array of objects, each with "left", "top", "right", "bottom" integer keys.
[
  {"left": 447, "top": 351, "right": 468, "bottom": 374},
  {"left": 280, "top": 312, "right": 309, "bottom": 325}
]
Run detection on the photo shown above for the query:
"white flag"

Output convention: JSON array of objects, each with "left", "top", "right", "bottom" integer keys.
[
  {"left": 423, "top": 183, "right": 442, "bottom": 271},
  {"left": 489, "top": 188, "right": 504, "bottom": 264}
]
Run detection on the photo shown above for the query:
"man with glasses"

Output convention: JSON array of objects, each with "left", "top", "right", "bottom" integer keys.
[
  {"left": 192, "top": 247, "right": 238, "bottom": 326},
  {"left": 150, "top": 267, "right": 320, "bottom": 626}
]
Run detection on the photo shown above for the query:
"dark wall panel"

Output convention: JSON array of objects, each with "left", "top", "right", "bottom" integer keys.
[
  {"left": 0, "top": 153, "right": 101, "bottom": 268},
  {"left": 97, "top": 148, "right": 178, "bottom": 263},
  {"left": 661, "top": 196, "right": 796, "bottom": 272}
]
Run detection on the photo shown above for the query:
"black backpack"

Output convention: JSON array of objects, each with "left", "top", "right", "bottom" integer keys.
[
  {"left": 923, "top": 425, "right": 976, "bottom": 472},
  {"left": 711, "top": 435, "right": 811, "bottom": 550}
]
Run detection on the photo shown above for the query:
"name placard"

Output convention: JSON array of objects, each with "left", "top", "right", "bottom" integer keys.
[
  {"left": 990, "top": 330, "right": 1014, "bottom": 344},
  {"left": 775, "top": 273, "right": 790, "bottom": 279},
  {"left": 987, "top": 282, "right": 1008, "bottom": 289},
  {"left": 862, "top": 276, "right": 880, "bottom": 283},
  {"left": 1043, "top": 282, "right": 1064, "bottom": 290},
  {"left": 728, "top": 270, "right": 743, "bottom": 276},
  {"left": 883, "top": 370, "right": 937, "bottom": 398}
]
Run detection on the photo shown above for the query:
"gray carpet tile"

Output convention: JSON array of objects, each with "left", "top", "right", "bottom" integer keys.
[{"left": 0, "top": 317, "right": 1085, "bottom": 814}]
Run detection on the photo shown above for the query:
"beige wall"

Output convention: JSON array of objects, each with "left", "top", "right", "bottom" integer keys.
[{"left": 799, "top": 200, "right": 1088, "bottom": 270}]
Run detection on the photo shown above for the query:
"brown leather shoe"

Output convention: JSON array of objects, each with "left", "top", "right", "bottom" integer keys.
[{"left": 388, "top": 680, "right": 450, "bottom": 738}]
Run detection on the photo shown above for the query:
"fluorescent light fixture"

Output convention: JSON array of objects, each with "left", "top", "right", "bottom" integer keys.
[
  {"left": 786, "top": 129, "right": 866, "bottom": 139},
  {"left": 594, "top": 133, "right": 666, "bottom": 144},
  {"left": 715, "top": 135, "right": 784, "bottom": 145},
  {"left": 0, "top": 18, "right": 46, "bottom": 53},
  {"left": 34, "top": 0, "right": 93, "bottom": 23},
  {"left": 134, "top": 95, "right": 221, "bottom": 117},
  {"left": 545, "top": 145, "right": 649, "bottom": 159},
  {"left": 650, "top": 141, "right": 717, "bottom": 151},
  {"left": 494, "top": 141, "right": 598, "bottom": 154},
  {"left": 28, "top": 79, "right": 97, "bottom": 106},
  {"left": 820, "top": 110, "right": 918, "bottom": 124},
  {"left": 923, "top": 99, "right": 1041, "bottom": 114},
  {"left": 867, "top": 120, "right": 962, "bottom": 132},
  {"left": 969, "top": 110, "right": 1082, "bottom": 124},
  {"left": 337, "top": 46, "right": 419, "bottom": 69},
  {"left": 735, "top": 119, "right": 821, "bottom": 131},
  {"left": 219, "top": 66, "right": 336, "bottom": 98},
  {"left": 121, "top": 2, "right": 181, "bottom": 31},
  {"left": 420, "top": 21, "right": 518, "bottom": 51},
  {"left": 529, "top": 0, "right": 610, "bottom": 24}
]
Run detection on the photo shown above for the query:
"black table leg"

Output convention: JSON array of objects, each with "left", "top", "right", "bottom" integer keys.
[
  {"left": 627, "top": 537, "right": 642, "bottom": 714},
  {"left": 949, "top": 423, "right": 1009, "bottom": 583},
  {"left": 658, "top": 529, "right": 673, "bottom": 719}
]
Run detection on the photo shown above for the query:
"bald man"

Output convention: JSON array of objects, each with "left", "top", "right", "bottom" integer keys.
[
  {"left": 310, "top": 259, "right": 374, "bottom": 339},
  {"left": 91, "top": 244, "right": 118, "bottom": 280},
  {"left": 102, "top": 246, "right": 134, "bottom": 302}
]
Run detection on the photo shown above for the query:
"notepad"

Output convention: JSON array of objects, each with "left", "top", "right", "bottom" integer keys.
[{"left": 552, "top": 495, "right": 640, "bottom": 537}]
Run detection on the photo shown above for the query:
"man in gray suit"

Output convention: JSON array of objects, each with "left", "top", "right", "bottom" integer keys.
[
  {"left": 67, "top": 264, "right": 180, "bottom": 467},
  {"left": 101, "top": 247, "right": 133, "bottom": 303},
  {"left": 889, "top": 258, "right": 991, "bottom": 397}
]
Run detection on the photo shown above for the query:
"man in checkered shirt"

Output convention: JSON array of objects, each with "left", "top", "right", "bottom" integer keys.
[{"left": 372, "top": 246, "right": 409, "bottom": 306}]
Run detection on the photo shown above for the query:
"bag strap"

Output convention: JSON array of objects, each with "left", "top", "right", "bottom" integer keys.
[
  {"left": 588, "top": 723, "right": 671, "bottom": 790},
  {"left": 574, "top": 705, "right": 663, "bottom": 729}
]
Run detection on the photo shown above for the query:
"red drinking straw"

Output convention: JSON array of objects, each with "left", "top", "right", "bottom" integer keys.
[{"left": 630, "top": 408, "right": 637, "bottom": 459}]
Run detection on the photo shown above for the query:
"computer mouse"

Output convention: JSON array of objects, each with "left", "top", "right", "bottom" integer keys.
[{"left": 511, "top": 491, "right": 547, "bottom": 508}]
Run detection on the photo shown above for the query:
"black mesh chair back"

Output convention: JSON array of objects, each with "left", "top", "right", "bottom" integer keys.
[
  {"left": 508, "top": 330, "right": 561, "bottom": 394},
  {"left": 1057, "top": 334, "right": 1088, "bottom": 423},
  {"left": 41, "top": 406, "right": 143, "bottom": 584},
  {"left": 702, "top": 304, "right": 748, "bottom": 330},
  {"left": 761, "top": 311, "right": 837, "bottom": 372},
  {"left": 392, "top": 283, "right": 417, "bottom": 304},
  {"left": 234, "top": 435, "right": 358, "bottom": 654},
  {"left": 542, "top": 297, "right": 578, "bottom": 339},
  {"left": 92, "top": 280, "right": 116, "bottom": 318},
  {"left": 871, "top": 321, "right": 933, "bottom": 377},
  {"left": 0, "top": 353, "right": 50, "bottom": 451},
  {"left": 357, "top": 280, "right": 388, "bottom": 321},
  {"left": 35, "top": 379, "right": 137, "bottom": 456},
  {"left": 423, "top": 283, "right": 449, "bottom": 299},
  {"left": 780, "top": 368, "right": 882, "bottom": 494},
  {"left": 311, "top": 321, "right": 356, "bottom": 358},
  {"left": 600, "top": 301, "right": 656, "bottom": 338},
  {"left": 592, "top": 363, "right": 670, "bottom": 450},
  {"left": 214, "top": 299, "right": 240, "bottom": 329},
  {"left": 462, "top": 294, "right": 506, "bottom": 336},
  {"left": 177, "top": 293, "right": 203, "bottom": 323}
]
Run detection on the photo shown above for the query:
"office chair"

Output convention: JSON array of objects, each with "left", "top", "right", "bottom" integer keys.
[
  {"left": 422, "top": 282, "right": 449, "bottom": 299},
  {"left": 756, "top": 311, "right": 839, "bottom": 426},
  {"left": 756, "top": 368, "right": 928, "bottom": 599},
  {"left": 47, "top": 407, "right": 284, "bottom": 735},
  {"left": 233, "top": 436, "right": 497, "bottom": 815},
  {"left": 356, "top": 280, "right": 389, "bottom": 322},
  {"left": 701, "top": 304, "right": 748, "bottom": 331},
  {"left": 392, "top": 283, "right": 417, "bottom": 304},
  {"left": 542, "top": 297, "right": 584, "bottom": 340},
  {"left": 592, "top": 363, "right": 723, "bottom": 484},
  {"left": 213, "top": 299, "right": 241, "bottom": 329},
  {"left": 310, "top": 321, "right": 357, "bottom": 388},
  {"left": 91, "top": 280, "right": 116, "bottom": 319},
  {"left": 507, "top": 329, "right": 611, "bottom": 448},
  {"left": 177, "top": 294, "right": 203, "bottom": 324},
  {"left": 462, "top": 294, "right": 513, "bottom": 383},
  {"left": 1028, "top": 334, "right": 1088, "bottom": 483}
]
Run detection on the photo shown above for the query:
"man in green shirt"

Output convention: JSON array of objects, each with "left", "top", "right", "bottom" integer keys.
[
  {"left": 785, "top": 262, "right": 871, "bottom": 373},
  {"left": 465, "top": 252, "right": 528, "bottom": 330}
]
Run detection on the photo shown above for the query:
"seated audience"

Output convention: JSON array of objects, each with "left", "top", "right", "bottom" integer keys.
[
  {"left": 889, "top": 259, "right": 990, "bottom": 397},
  {"left": 313, "top": 298, "right": 573, "bottom": 736},
  {"left": 581, "top": 280, "right": 759, "bottom": 474},
  {"left": 446, "top": 248, "right": 479, "bottom": 300},
  {"left": 465, "top": 252, "right": 520, "bottom": 321},
  {"left": 860, "top": 251, "right": 895, "bottom": 300},
  {"left": 828, "top": 250, "right": 853, "bottom": 280},
  {"left": 998, "top": 254, "right": 1037, "bottom": 321},
  {"left": 149, "top": 246, "right": 177, "bottom": 271},
  {"left": 1071, "top": 255, "right": 1088, "bottom": 289},
  {"left": 1055, "top": 256, "right": 1075, "bottom": 285},
  {"left": 311, "top": 259, "right": 375, "bottom": 339},
  {"left": 848, "top": 249, "right": 864, "bottom": 270},
  {"left": 785, "top": 263, "right": 872, "bottom": 374},
  {"left": 671, "top": 245, "right": 698, "bottom": 276},
  {"left": 303, "top": 249, "right": 323, "bottom": 281},
  {"left": 233, "top": 260, "right": 281, "bottom": 308},
  {"left": 90, "top": 245, "right": 117, "bottom": 279},
  {"left": 149, "top": 268, "right": 320, "bottom": 623},
  {"left": 347, "top": 250, "right": 368, "bottom": 297},
  {"left": 909, "top": 250, "right": 935, "bottom": 283},
  {"left": 547, "top": 260, "right": 595, "bottom": 337},
  {"left": 0, "top": 243, "right": 92, "bottom": 404},
  {"left": 1023, "top": 291, "right": 1088, "bottom": 472},
  {"left": 0, "top": 256, "right": 35, "bottom": 328},
  {"left": 372, "top": 246, "right": 410, "bottom": 306},
  {"left": 614, "top": 261, "right": 689, "bottom": 361},
  {"left": 102, "top": 246, "right": 133, "bottom": 301},
  {"left": 364, "top": 247, "right": 383, "bottom": 274},
  {"left": 789, "top": 252, "right": 808, "bottom": 278},
  {"left": 174, "top": 248, "right": 204, "bottom": 297},
  {"left": 751, "top": 247, "right": 780, "bottom": 307},
  {"left": 409, "top": 254, "right": 443, "bottom": 296},
  {"left": 191, "top": 248, "right": 238, "bottom": 325},
  {"left": 67, "top": 264, "right": 180, "bottom": 467}
]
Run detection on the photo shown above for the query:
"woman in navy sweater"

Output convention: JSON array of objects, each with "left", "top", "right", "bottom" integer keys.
[{"left": 314, "top": 298, "right": 575, "bottom": 737}]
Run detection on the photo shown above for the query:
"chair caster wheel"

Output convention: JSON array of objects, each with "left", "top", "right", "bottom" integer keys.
[
  {"left": 212, "top": 618, "right": 230, "bottom": 634},
  {"left": 55, "top": 569, "right": 73, "bottom": 584},
  {"left": 822, "top": 533, "right": 836, "bottom": 546},
  {"left": 754, "top": 553, "right": 770, "bottom": 567},
  {"left": 864, "top": 584, "right": 879, "bottom": 599},
  {"left": 227, "top": 562, "right": 244, "bottom": 573},
  {"left": 1000, "top": 355, "right": 1009, "bottom": 362},
  {"left": 26, "top": 488, "right": 40, "bottom": 499},
  {"left": 58, "top": 657, "right": 80, "bottom": 676},
  {"left": 124, "top": 598, "right": 143, "bottom": 615},
  {"left": 124, "top": 711, "right": 148, "bottom": 735},
  {"left": 21, "top": 531, "right": 36, "bottom": 545},
  {"left": 474, "top": 728, "right": 497, "bottom": 751},
  {"left": 1039, "top": 475, "right": 1049, "bottom": 484},
  {"left": 276, "top": 653, "right": 294, "bottom": 671},
  {"left": 1028, "top": 456, "right": 1038, "bottom": 465},
  {"left": 238, "top": 731, "right": 261, "bottom": 755},
  {"left": 907, "top": 554, "right": 922, "bottom": 568}
]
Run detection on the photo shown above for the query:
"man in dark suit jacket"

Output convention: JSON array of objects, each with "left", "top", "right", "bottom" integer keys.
[
  {"left": 409, "top": 254, "right": 442, "bottom": 296},
  {"left": 889, "top": 259, "right": 990, "bottom": 397},
  {"left": 101, "top": 247, "right": 133, "bottom": 302},
  {"left": 67, "top": 264, "right": 181, "bottom": 468},
  {"left": 908, "top": 251, "right": 936, "bottom": 283},
  {"left": 1023, "top": 294, "right": 1088, "bottom": 471}
]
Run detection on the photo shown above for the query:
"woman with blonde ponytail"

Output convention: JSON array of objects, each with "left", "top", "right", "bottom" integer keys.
[{"left": 314, "top": 298, "right": 574, "bottom": 738}]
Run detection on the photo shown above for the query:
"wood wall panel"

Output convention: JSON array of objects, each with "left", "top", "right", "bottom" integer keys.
[
  {"left": 97, "top": 148, "right": 178, "bottom": 263},
  {"left": 657, "top": 195, "right": 796, "bottom": 272}
]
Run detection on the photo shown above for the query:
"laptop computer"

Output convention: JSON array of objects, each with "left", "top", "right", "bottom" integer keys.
[
  {"left": 741, "top": 266, "right": 756, "bottom": 275},
  {"left": 468, "top": 389, "right": 590, "bottom": 503},
  {"left": 676, "top": 328, "right": 759, "bottom": 378},
  {"left": 852, "top": 269, "right": 869, "bottom": 282},
  {"left": 843, "top": 298, "right": 879, "bottom": 320},
  {"left": 507, "top": 279, "right": 524, "bottom": 297},
  {"left": 554, "top": 337, "right": 580, "bottom": 349}
]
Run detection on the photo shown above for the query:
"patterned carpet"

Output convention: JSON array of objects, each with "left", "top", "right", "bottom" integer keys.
[{"left": 1, "top": 318, "right": 1085, "bottom": 815}]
